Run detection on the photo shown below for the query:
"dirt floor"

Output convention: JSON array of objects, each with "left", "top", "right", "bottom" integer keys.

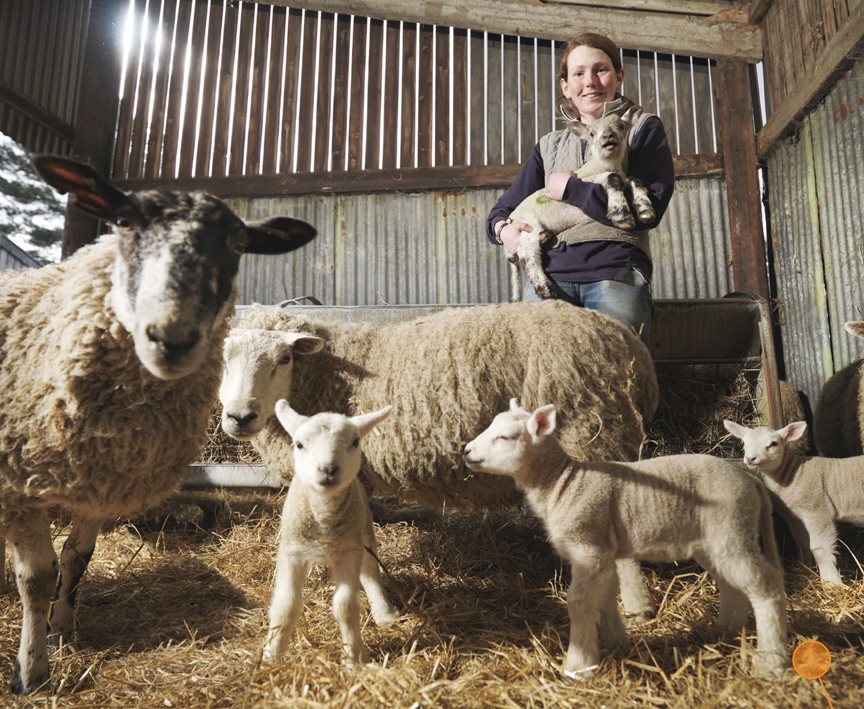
[{"left": 1, "top": 490, "right": 862, "bottom": 708}]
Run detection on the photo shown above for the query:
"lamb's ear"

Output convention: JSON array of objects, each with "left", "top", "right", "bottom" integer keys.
[
  {"left": 845, "top": 321, "right": 864, "bottom": 340},
  {"left": 282, "top": 331, "right": 325, "bottom": 355},
  {"left": 351, "top": 405, "right": 392, "bottom": 437},
  {"left": 509, "top": 398, "right": 523, "bottom": 413},
  {"left": 32, "top": 155, "right": 132, "bottom": 220},
  {"left": 244, "top": 217, "right": 317, "bottom": 255},
  {"left": 527, "top": 404, "right": 557, "bottom": 442},
  {"left": 722, "top": 419, "right": 749, "bottom": 440},
  {"left": 569, "top": 120, "right": 590, "bottom": 140},
  {"left": 274, "top": 399, "right": 307, "bottom": 436},
  {"left": 780, "top": 420, "right": 807, "bottom": 443},
  {"left": 621, "top": 105, "right": 642, "bottom": 125}
]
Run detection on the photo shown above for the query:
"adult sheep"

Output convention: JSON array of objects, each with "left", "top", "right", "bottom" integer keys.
[
  {"left": 220, "top": 301, "right": 658, "bottom": 506},
  {"left": 0, "top": 156, "right": 316, "bottom": 694}
]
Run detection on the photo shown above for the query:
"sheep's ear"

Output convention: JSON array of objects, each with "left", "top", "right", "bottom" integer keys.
[
  {"left": 780, "top": 420, "right": 807, "bottom": 443},
  {"left": 274, "top": 399, "right": 306, "bottom": 436},
  {"left": 527, "top": 404, "right": 557, "bottom": 441},
  {"left": 569, "top": 120, "right": 590, "bottom": 140},
  {"left": 722, "top": 419, "right": 751, "bottom": 440},
  {"left": 244, "top": 217, "right": 317, "bottom": 255},
  {"left": 621, "top": 105, "right": 642, "bottom": 124},
  {"left": 32, "top": 155, "right": 132, "bottom": 219},
  {"left": 509, "top": 398, "right": 522, "bottom": 413},
  {"left": 282, "top": 332, "right": 325, "bottom": 355},
  {"left": 351, "top": 405, "right": 392, "bottom": 437},
  {"left": 845, "top": 321, "right": 864, "bottom": 340}
]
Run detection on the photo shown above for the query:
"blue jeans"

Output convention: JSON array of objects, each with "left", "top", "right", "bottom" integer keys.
[{"left": 523, "top": 268, "right": 652, "bottom": 343}]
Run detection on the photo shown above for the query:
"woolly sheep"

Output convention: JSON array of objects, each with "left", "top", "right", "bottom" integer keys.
[
  {"left": 263, "top": 401, "right": 400, "bottom": 664},
  {"left": 464, "top": 399, "right": 787, "bottom": 679},
  {"left": 813, "top": 321, "right": 864, "bottom": 457},
  {"left": 219, "top": 300, "right": 659, "bottom": 621},
  {"left": 0, "top": 156, "right": 315, "bottom": 694},
  {"left": 508, "top": 106, "right": 655, "bottom": 300},
  {"left": 724, "top": 419, "right": 864, "bottom": 584}
]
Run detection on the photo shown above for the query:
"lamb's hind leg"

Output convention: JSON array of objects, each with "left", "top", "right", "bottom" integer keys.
[
  {"left": 359, "top": 529, "right": 401, "bottom": 625},
  {"left": 49, "top": 519, "right": 100, "bottom": 643},
  {"left": 8, "top": 512, "right": 58, "bottom": 694},
  {"left": 516, "top": 228, "right": 556, "bottom": 299},
  {"left": 801, "top": 516, "right": 842, "bottom": 584},
  {"left": 616, "top": 558, "right": 656, "bottom": 624},
  {"left": 627, "top": 177, "right": 656, "bottom": 224},
  {"left": 697, "top": 555, "right": 749, "bottom": 633},
  {"left": 604, "top": 174, "right": 636, "bottom": 230}
]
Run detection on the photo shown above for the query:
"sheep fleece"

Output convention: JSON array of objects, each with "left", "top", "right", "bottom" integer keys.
[
  {"left": 0, "top": 235, "right": 226, "bottom": 528},
  {"left": 813, "top": 360, "right": 864, "bottom": 457},
  {"left": 240, "top": 301, "right": 658, "bottom": 506}
]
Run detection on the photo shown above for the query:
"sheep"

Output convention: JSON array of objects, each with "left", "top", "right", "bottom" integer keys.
[
  {"left": 463, "top": 399, "right": 788, "bottom": 679},
  {"left": 0, "top": 156, "right": 316, "bottom": 694},
  {"left": 219, "top": 300, "right": 660, "bottom": 623},
  {"left": 263, "top": 401, "right": 401, "bottom": 664},
  {"left": 508, "top": 106, "right": 655, "bottom": 300},
  {"left": 813, "top": 321, "right": 864, "bottom": 457},
  {"left": 723, "top": 418, "right": 864, "bottom": 585}
]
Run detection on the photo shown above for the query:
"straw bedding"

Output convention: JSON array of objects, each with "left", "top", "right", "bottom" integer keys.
[{"left": 2, "top": 494, "right": 862, "bottom": 707}]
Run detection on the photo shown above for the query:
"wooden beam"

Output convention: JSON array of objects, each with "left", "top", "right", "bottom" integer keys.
[
  {"left": 114, "top": 154, "right": 722, "bottom": 196},
  {"left": 266, "top": 0, "right": 762, "bottom": 61},
  {"left": 538, "top": 0, "right": 737, "bottom": 18},
  {"left": 747, "top": 0, "right": 772, "bottom": 25},
  {"left": 715, "top": 60, "right": 769, "bottom": 300},
  {"left": 0, "top": 80, "right": 75, "bottom": 143},
  {"left": 757, "top": 4, "right": 864, "bottom": 157},
  {"left": 62, "top": 0, "right": 126, "bottom": 258}
]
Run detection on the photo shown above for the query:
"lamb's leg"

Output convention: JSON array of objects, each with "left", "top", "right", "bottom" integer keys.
[
  {"left": 562, "top": 548, "right": 608, "bottom": 679},
  {"left": 516, "top": 228, "right": 556, "bottom": 300},
  {"left": 8, "top": 513, "right": 57, "bottom": 694},
  {"left": 626, "top": 177, "right": 656, "bottom": 224},
  {"left": 597, "top": 569, "right": 628, "bottom": 651},
  {"left": 802, "top": 517, "right": 842, "bottom": 584},
  {"left": 263, "top": 553, "right": 310, "bottom": 663},
  {"left": 359, "top": 540, "right": 401, "bottom": 626},
  {"left": 331, "top": 550, "right": 369, "bottom": 664},
  {"left": 49, "top": 519, "right": 99, "bottom": 642},
  {"left": 697, "top": 555, "right": 749, "bottom": 633},
  {"left": 717, "top": 553, "right": 787, "bottom": 676},
  {"left": 616, "top": 558, "right": 656, "bottom": 623},
  {"left": 604, "top": 174, "right": 636, "bottom": 230}
]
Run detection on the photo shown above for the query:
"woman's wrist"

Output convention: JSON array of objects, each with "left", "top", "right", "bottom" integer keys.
[{"left": 493, "top": 218, "right": 512, "bottom": 244}]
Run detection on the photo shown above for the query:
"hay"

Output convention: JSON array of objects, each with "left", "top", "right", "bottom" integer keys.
[
  {"left": 198, "top": 406, "right": 261, "bottom": 465},
  {"left": 2, "top": 498, "right": 863, "bottom": 707}
]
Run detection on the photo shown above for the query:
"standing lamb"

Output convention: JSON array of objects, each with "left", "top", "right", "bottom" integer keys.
[
  {"left": 219, "top": 301, "right": 660, "bottom": 621},
  {"left": 507, "top": 106, "right": 655, "bottom": 300},
  {"left": 813, "top": 321, "right": 864, "bottom": 457},
  {"left": 0, "top": 156, "right": 315, "bottom": 694},
  {"left": 263, "top": 401, "right": 401, "bottom": 664},
  {"left": 724, "top": 419, "right": 864, "bottom": 584},
  {"left": 464, "top": 400, "right": 787, "bottom": 679}
]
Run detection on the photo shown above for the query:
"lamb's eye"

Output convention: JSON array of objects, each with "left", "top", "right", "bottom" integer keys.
[
  {"left": 115, "top": 217, "right": 131, "bottom": 228},
  {"left": 589, "top": 130, "right": 595, "bottom": 138},
  {"left": 277, "top": 353, "right": 292, "bottom": 366},
  {"left": 494, "top": 435, "right": 513, "bottom": 442},
  {"left": 351, "top": 437, "right": 360, "bottom": 448},
  {"left": 767, "top": 441, "right": 778, "bottom": 448},
  {"left": 295, "top": 441, "right": 304, "bottom": 450}
]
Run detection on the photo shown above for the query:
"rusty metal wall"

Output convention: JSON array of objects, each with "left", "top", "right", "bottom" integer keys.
[
  {"left": 0, "top": 0, "right": 90, "bottom": 154},
  {"left": 767, "top": 58, "right": 864, "bottom": 408},
  {"left": 227, "top": 176, "right": 731, "bottom": 306}
]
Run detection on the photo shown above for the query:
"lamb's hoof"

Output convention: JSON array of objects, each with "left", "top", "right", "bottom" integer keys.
[
  {"left": 625, "top": 610, "right": 656, "bottom": 627},
  {"left": 820, "top": 574, "right": 844, "bottom": 586},
  {"left": 373, "top": 606, "right": 402, "bottom": 626},
  {"left": 614, "top": 218, "right": 636, "bottom": 230},
  {"left": 346, "top": 649, "right": 371, "bottom": 666},
  {"left": 11, "top": 661, "right": 48, "bottom": 695},
  {"left": 637, "top": 208, "right": 656, "bottom": 223},
  {"left": 561, "top": 664, "right": 598, "bottom": 682},
  {"left": 754, "top": 653, "right": 786, "bottom": 678},
  {"left": 534, "top": 284, "right": 555, "bottom": 299}
]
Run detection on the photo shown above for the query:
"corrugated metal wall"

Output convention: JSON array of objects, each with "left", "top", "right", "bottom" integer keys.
[
  {"left": 0, "top": 234, "right": 43, "bottom": 272},
  {"left": 768, "top": 57, "right": 864, "bottom": 407},
  {"left": 227, "top": 176, "right": 732, "bottom": 305}
]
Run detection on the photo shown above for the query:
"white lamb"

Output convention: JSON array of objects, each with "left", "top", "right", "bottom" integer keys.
[
  {"left": 463, "top": 399, "right": 787, "bottom": 679},
  {"left": 508, "top": 106, "right": 656, "bottom": 300},
  {"left": 263, "top": 401, "right": 401, "bottom": 665},
  {"left": 0, "top": 156, "right": 315, "bottom": 693},
  {"left": 724, "top": 418, "right": 864, "bottom": 585}
]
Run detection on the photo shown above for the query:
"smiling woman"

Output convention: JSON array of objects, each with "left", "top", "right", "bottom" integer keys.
[{"left": 487, "top": 32, "right": 675, "bottom": 343}]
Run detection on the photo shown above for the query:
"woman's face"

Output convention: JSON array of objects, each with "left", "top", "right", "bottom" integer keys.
[{"left": 560, "top": 44, "right": 623, "bottom": 123}]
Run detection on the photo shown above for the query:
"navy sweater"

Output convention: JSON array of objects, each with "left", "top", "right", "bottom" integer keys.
[{"left": 487, "top": 116, "right": 675, "bottom": 283}]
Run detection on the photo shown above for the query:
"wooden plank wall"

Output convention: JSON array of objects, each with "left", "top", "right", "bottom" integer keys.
[{"left": 113, "top": 0, "right": 722, "bottom": 186}]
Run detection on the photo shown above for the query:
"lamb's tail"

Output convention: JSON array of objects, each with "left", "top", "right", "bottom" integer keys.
[{"left": 757, "top": 481, "right": 781, "bottom": 568}]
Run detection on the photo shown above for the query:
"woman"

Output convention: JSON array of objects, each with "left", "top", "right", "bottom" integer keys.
[{"left": 487, "top": 32, "right": 675, "bottom": 341}]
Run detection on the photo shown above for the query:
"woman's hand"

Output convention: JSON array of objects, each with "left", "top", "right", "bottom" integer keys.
[
  {"left": 542, "top": 171, "right": 575, "bottom": 201},
  {"left": 500, "top": 221, "right": 531, "bottom": 258}
]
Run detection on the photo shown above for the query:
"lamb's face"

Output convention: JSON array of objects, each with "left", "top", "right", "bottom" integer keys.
[
  {"left": 219, "top": 328, "right": 324, "bottom": 440},
  {"left": 585, "top": 116, "right": 629, "bottom": 161},
  {"left": 723, "top": 419, "right": 807, "bottom": 475}
]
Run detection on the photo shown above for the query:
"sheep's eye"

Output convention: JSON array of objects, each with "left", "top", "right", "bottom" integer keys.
[
  {"left": 295, "top": 441, "right": 304, "bottom": 450},
  {"left": 277, "top": 353, "right": 292, "bottom": 366},
  {"left": 115, "top": 217, "right": 131, "bottom": 228},
  {"left": 494, "top": 434, "right": 514, "bottom": 442},
  {"left": 351, "top": 437, "right": 360, "bottom": 448},
  {"left": 589, "top": 130, "right": 595, "bottom": 138},
  {"left": 767, "top": 441, "right": 778, "bottom": 448}
]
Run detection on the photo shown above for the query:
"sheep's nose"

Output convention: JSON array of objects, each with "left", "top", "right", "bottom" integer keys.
[
  {"left": 744, "top": 456, "right": 756, "bottom": 466},
  {"left": 319, "top": 465, "right": 339, "bottom": 479},
  {"left": 146, "top": 325, "right": 200, "bottom": 358},
  {"left": 227, "top": 411, "right": 258, "bottom": 428}
]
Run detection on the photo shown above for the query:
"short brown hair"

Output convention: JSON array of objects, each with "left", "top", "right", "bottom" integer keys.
[{"left": 557, "top": 33, "right": 624, "bottom": 121}]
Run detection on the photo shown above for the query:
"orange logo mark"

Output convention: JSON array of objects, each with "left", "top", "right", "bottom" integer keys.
[{"left": 792, "top": 639, "right": 833, "bottom": 708}]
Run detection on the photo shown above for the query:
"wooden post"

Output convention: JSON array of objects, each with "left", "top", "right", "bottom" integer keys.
[
  {"left": 715, "top": 60, "right": 769, "bottom": 300},
  {"left": 62, "top": 0, "right": 125, "bottom": 258}
]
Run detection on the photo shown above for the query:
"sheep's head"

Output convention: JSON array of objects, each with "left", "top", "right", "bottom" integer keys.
[
  {"left": 32, "top": 156, "right": 316, "bottom": 380},
  {"left": 723, "top": 419, "right": 807, "bottom": 475},
  {"left": 220, "top": 328, "right": 324, "bottom": 440},
  {"left": 569, "top": 105, "right": 641, "bottom": 165},
  {"left": 274, "top": 401, "right": 392, "bottom": 495},
  {"left": 463, "top": 398, "right": 558, "bottom": 478}
]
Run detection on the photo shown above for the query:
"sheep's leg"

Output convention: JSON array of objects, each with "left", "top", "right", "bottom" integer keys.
[
  {"left": 263, "top": 553, "right": 310, "bottom": 663},
  {"left": 716, "top": 553, "right": 787, "bottom": 676},
  {"left": 8, "top": 513, "right": 57, "bottom": 694},
  {"left": 626, "top": 177, "right": 656, "bottom": 224},
  {"left": 331, "top": 550, "right": 369, "bottom": 664},
  {"left": 562, "top": 549, "right": 609, "bottom": 679},
  {"left": 516, "top": 227, "right": 555, "bottom": 300},
  {"left": 360, "top": 545, "right": 401, "bottom": 626},
  {"left": 615, "top": 558, "right": 655, "bottom": 623},
  {"left": 597, "top": 570, "right": 628, "bottom": 651},
  {"left": 49, "top": 519, "right": 99, "bottom": 643},
  {"left": 604, "top": 174, "right": 636, "bottom": 230},
  {"left": 697, "top": 556, "right": 749, "bottom": 633},
  {"left": 801, "top": 517, "right": 842, "bottom": 584}
]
